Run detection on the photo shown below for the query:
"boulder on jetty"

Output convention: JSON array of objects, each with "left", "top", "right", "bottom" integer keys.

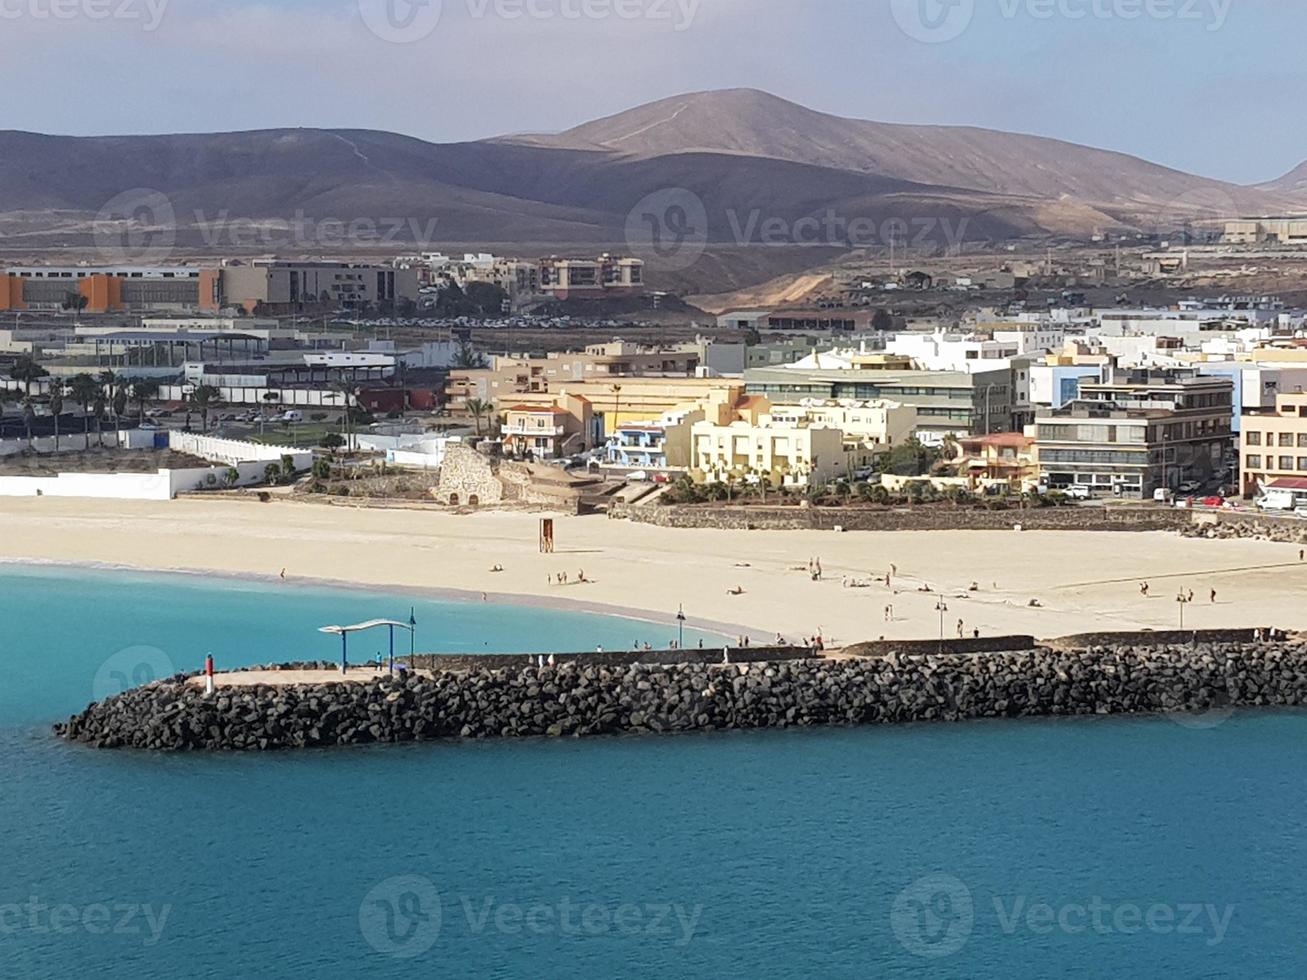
[{"left": 54, "top": 640, "right": 1307, "bottom": 752}]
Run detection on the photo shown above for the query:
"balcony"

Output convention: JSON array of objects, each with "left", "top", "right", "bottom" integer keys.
[{"left": 505, "top": 424, "right": 565, "bottom": 436}]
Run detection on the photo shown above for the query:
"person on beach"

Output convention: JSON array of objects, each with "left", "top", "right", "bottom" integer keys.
[
  {"left": 957, "top": 620, "right": 965, "bottom": 639},
  {"left": 1211, "top": 589, "right": 1218, "bottom": 603},
  {"left": 727, "top": 586, "right": 746, "bottom": 596},
  {"left": 885, "top": 605, "right": 894, "bottom": 622},
  {"left": 1140, "top": 582, "right": 1150, "bottom": 597},
  {"left": 280, "top": 568, "right": 286, "bottom": 580}
]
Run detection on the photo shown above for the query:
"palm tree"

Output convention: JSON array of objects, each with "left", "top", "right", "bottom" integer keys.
[
  {"left": 111, "top": 387, "right": 128, "bottom": 444},
  {"left": 129, "top": 380, "right": 160, "bottom": 423},
  {"left": 92, "top": 389, "right": 107, "bottom": 448},
  {"left": 20, "top": 397, "right": 36, "bottom": 450},
  {"left": 189, "top": 384, "right": 222, "bottom": 432},
  {"left": 331, "top": 382, "right": 358, "bottom": 451},
  {"left": 48, "top": 383, "right": 64, "bottom": 451},
  {"left": 10, "top": 355, "right": 48, "bottom": 397},
  {"left": 466, "top": 398, "right": 493, "bottom": 437},
  {"left": 67, "top": 374, "right": 99, "bottom": 442}
]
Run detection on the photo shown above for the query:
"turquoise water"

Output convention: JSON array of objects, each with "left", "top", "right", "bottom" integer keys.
[{"left": 2, "top": 567, "right": 1305, "bottom": 977}]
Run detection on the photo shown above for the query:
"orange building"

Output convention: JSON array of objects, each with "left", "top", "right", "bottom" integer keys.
[{"left": 0, "top": 266, "right": 220, "bottom": 313}]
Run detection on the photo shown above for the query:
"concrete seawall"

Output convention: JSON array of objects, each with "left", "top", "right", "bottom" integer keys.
[{"left": 55, "top": 637, "right": 1307, "bottom": 751}]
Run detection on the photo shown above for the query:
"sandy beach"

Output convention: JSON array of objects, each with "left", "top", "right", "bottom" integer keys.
[{"left": 3, "top": 496, "right": 1306, "bottom": 648}]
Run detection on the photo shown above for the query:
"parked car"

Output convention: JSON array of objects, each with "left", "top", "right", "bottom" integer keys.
[
  {"left": 626, "top": 471, "right": 650, "bottom": 482},
  {"left": 1178, "top": 481, "right": 1202, "bottom": 495},
  {"left": 1064, "top": 484, "right": 1093, "bottom": 500}
]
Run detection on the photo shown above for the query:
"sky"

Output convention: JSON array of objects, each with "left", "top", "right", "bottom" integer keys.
[{"left": 1, "top": 0, "right": 1303, "bottom": 184}]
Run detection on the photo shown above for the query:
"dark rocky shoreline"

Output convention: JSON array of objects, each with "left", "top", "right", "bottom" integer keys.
[{"left": 54, "top": 640, "right": 1307, "bottom": 751}]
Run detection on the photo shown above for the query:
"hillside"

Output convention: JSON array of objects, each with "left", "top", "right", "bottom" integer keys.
[{"left": 2, "top": 89, "right": 1302, "bottom": 295}]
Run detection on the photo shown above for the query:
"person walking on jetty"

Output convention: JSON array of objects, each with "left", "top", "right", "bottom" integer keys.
[{"left": 1211, "top": 589, "right": 1218, "bottom": 604}]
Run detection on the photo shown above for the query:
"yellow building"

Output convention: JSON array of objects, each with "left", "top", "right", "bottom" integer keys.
[
  {"left": 1240, "top": 391, "right": 1307, "bottom": 495},
  {"left": 507, "top": 378, "right": 748, "bottom": 435},
  {"left": 957, "top": 432, "right": 1039, "bottom": 490},
  {"left": 690, "top": 419, "right": 846, "bottom": 489}
]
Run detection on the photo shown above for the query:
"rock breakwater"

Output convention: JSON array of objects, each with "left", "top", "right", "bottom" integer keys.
[{"left": 54, "top": 640, "right": 1307, "bottom": 751}]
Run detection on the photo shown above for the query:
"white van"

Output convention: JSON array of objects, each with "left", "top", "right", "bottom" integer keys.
[{"left": 281, "top": 410, "right": 304, "bottom": 423}]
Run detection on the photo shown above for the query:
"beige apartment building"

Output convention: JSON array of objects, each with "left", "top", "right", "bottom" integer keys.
[
  {"left": 691, "top": 419, "right": 846, "bottom": 489},
  {"left": 538, "top": 255, "right": 644, "bottom": 299},
  {"left": 1240, "top": 392, "right": 1307, "bottom": 495}
]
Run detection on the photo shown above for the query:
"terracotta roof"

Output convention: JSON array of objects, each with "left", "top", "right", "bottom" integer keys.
[{"left": 505, "top": 404, "right": 569, "bottom": 415}]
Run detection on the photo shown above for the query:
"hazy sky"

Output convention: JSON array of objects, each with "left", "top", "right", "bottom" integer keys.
[{"left": 2, "top": 0, "right": 1301, "bottom": 184}]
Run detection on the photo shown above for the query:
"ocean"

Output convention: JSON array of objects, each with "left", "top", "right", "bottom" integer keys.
[{"left": 1, "top": 566, "right": 1303, "bottom": 977}]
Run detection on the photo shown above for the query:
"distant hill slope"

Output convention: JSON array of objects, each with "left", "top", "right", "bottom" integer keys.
[
  {"left": 2, "top": 88, "right": 1302, "bottom": 295},
  {"left": 519, "top": 88, "right": 1287, "bottom": 217}
]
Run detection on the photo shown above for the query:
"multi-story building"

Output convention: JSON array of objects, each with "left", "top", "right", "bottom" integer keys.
[
  {"left": 501, "top": 393, "right": 595, "bottom": 459},
  {"left": 538, "top": 255, "right": 643, "bottom": 300},
  {"left": 957, "top": 433, "right": 1039, "bottom": 491},
  {"left": 765, "top": 399, "right": 916, "bottom": 468},
  {"left": 1239, "top": 392, "right": 1307, "bottom": 496},
  {"left": 1032, "top": 368, "right": 1234, "bottom": 498},
  {"left": 745, "top": 364, "right": 1011, "bottom": 444},
  {"left": 690, "top": 418, "right": 847, "bottom": 488},
  {"left": 0, "top": 265, "right": 221, "bottom": 313},
  {"left": 219, "top": 261, "right": 420, "bottom": 313},
  {"left": 445, "top": 341, "right": 744, "bottom": 414}
]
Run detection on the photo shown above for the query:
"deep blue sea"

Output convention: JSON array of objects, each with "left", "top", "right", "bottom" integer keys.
[{"left": 1, "top": 566, "right": 1304, "bottom": 978}]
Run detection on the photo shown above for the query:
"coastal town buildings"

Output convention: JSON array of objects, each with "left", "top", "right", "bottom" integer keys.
[
  {"left": 1032, "top": 368, "right": 1234, "bottom": 498},
  {"left": 501, "top": 393, "right": 595, "bottom": 459},
  {"left": 745, "top": 362, "right": 1012, "bottom": 444},
  {"left": 538, "top": 255, "right": 644, "bottom": 300},
  {"left": 956, "top": 432, "right": 1039, "bottom": 490},
  {"left": 1239, "top": 391, "right": 1307, "bottom": 496}
]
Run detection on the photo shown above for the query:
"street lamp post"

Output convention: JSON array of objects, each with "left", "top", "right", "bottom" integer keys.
[
  {"left": 677, "top": 604, "right": 686, "bottom": 649},
  {"left": 935, "top": 599, "right": 948, "bottom": 652},
  {"left": 1178, "top": 593, "right": 1191, "bottom": 630}
]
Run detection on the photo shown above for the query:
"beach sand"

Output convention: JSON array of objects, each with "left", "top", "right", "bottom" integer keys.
[{"left": 3, "top": 497, "right": 1306, "bottom": 648}]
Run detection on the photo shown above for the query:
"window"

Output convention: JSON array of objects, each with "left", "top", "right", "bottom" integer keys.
[
  {"left": 1281, "top": 433, "right": 1296, "bottom": 447},
  {"left": 1299, "top": 434, "right": 1307, "bottom": 448},
  {"left": 1281, "top": 457, "right": 1295, "bottom": 471},
  {"left": 1299, "top": 459, "right": 1307, "bottom": 472},
  {"left": 1247, "top": 455, "right": 1262, "bottom": 469}
]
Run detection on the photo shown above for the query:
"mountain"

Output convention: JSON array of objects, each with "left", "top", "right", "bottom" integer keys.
[
  {"left": 1, "top": 89, "right": 1301, "bottom": 295},
  {"left": 1258, "top": 159, "right": 1307, "bottom": 199},
  {"left": 520, "top": 88, "right": 1285, "bottom": 221}
]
